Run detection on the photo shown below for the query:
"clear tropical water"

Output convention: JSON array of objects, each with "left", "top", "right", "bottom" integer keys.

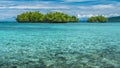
[{"left": 0, "top": 22, "right": 120, "bottom": 68}]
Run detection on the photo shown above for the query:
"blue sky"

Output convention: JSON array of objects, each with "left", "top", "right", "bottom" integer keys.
[{"left": 0, "top": 0, "right": 120, "bottom": 21}]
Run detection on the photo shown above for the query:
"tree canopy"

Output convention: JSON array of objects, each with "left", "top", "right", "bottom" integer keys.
[
  {"left": 87, "top": 16, "right": 108, "bottom": 23},
  {"left": 16, "top": 11, "right": 79, "bottom": 23}
]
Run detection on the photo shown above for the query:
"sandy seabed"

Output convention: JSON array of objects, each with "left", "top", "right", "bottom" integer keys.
[{"left": 0, "top": 22, "right": 120, "bottom": 68}]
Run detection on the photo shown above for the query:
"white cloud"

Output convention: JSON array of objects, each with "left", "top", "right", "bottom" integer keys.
[
  {"left": 92, "top": 4, "right": 114, "bottom": 9},
  {"left": 77, "top": 13, "right": 120, "bottom": 18},
  {"left": 77, "top": 14, "right": 98, "bottom": 18},
  {"left": 10, "top": 6, "right": 68, "bottom": 9},
  {"left": 105, "top": 13, "right": 120, "bottom": 17},
  {"left": 65, "top": 0, "right": 96, "bottom": 2},
  {"left": 0, "top": 5, "right": 69, "bottom": 9},
  {"left": 78, "top": 4, "right": 115, "bottom": 9},
  {"left": 51, "top": 10, "right": 63, "bottom": 12},
  {"left": 76, "top": 3, "right": 120, "bottom": 18},
  {"left": 0, "top": 1, "right": 120, "bottom": 21}
]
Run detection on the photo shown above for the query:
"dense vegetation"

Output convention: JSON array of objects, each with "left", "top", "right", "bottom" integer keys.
[
  {"left": 87, "top": 16, "right": 108, "bottom": 23},
  {"left": 108, "top": 16, "right": 120, "bottom": 22},
  {"left": 16, "top": 12, "right": 79, "bottom": 23}
]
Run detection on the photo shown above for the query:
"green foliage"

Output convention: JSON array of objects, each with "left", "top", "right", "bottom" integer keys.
[
  {"left": 88, "top": 16, "right": 108, "bottom": 23},
  {"left": 16, "top": 11, "right": 79, "bottom": 23},
  {"left": 16, "top": 12, "right": 44, "bottom": 22}
]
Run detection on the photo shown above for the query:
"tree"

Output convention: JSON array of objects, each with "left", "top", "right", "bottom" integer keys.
[
  {"left": 88, "top": 16, "right": 108, "bottom": 23},
  {"left": 16, "top": 11, "right": 79, "bottom": 23}
]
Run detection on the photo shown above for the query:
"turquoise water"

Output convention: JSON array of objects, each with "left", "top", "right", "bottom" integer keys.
[{"left": 0, "top": 22, "right": 120, "bottom": 68}]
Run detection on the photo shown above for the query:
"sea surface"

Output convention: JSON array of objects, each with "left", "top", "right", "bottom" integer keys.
[{"left": 0, "top": 22, "right": 120, "bottom": 68}]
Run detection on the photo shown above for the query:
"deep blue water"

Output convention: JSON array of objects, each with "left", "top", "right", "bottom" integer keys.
[{"left": 0, "top": 22, "right": 120, "bottom": 68}]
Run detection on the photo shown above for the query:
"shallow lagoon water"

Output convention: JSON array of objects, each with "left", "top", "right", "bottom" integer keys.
[{"left": 0, "top": 22, "right": 120, "bottom": 68}]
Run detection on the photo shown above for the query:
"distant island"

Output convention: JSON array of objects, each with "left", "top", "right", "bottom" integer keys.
[
  {"left": 108, "top": 16, "right": 120, "bottom": 22},
  {"left": 16, "top": 11, "right": 120, "bottom": 23},
  {"left": 16, "top": 12, "right": 79, "bottom": 23},
  {"left": 87, "top": 16, "right": 108, "bottom": 23}
]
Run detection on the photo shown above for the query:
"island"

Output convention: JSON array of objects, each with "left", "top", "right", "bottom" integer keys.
[
  {"left": 16, "top": 12, "right": 79, "bottom": 23},
  {"left": 108, "top": 16, "right": 120, "bottom": 22},
  {"left": 87, "top": 16, "right": 108, "bottom": 23}
]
